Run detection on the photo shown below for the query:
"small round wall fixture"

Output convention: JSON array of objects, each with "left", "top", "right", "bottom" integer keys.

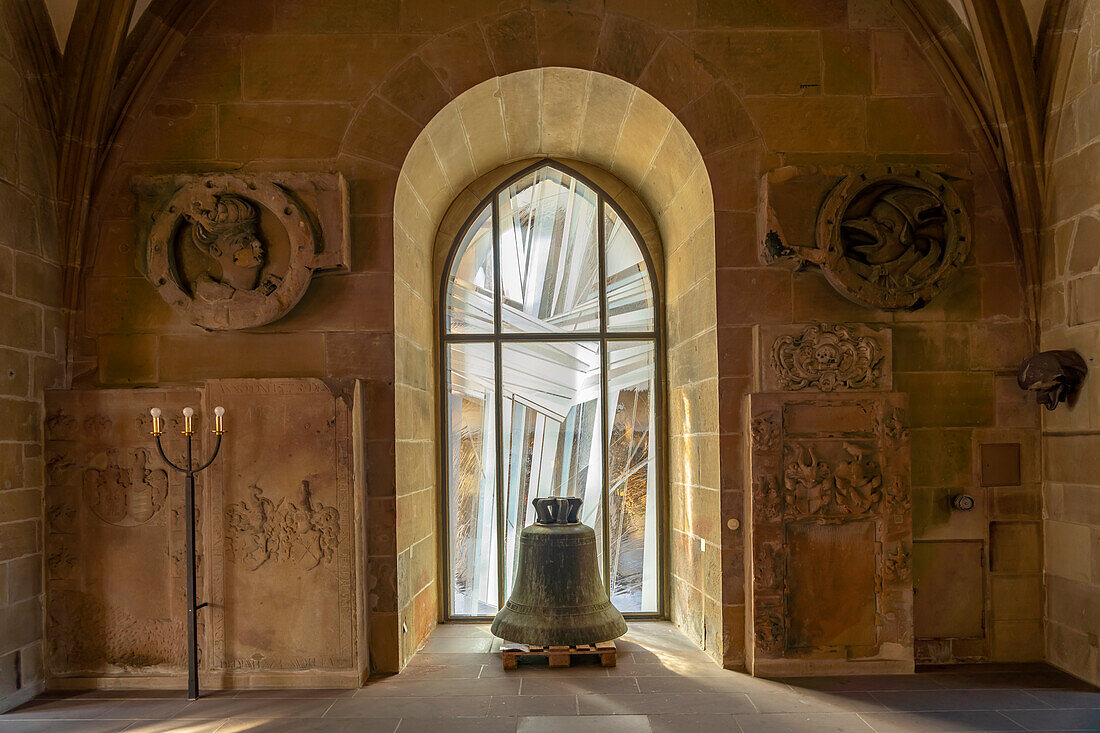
[
  {"left": 815, "top": 165, "right": 971, "bottom": 311},
  {"left": 143, "top": 174, "right": 318, "bottom": 330}
]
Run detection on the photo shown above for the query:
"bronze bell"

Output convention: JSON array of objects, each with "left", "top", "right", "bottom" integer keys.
[{"left": 491, "top": 497, "right": 627, "bottom": 645}]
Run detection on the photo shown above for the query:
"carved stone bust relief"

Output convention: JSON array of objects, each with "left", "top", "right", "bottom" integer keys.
[
  {"left": 139, "top": 173, "right": 348, "bottom": 330},
  {"left": 816, "top": 166, "right": 970, "bottom": 311}
]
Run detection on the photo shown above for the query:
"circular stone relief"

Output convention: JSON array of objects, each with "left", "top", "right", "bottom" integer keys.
[
  {"left": 145, "top": 175, "right": 317, "bottom": 330},
  {"left": 815, "top": 166, "right": 970, "bottom": 311}
]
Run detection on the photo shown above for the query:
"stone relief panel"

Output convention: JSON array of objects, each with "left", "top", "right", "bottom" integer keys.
[
  {"left": 44, "top": 388, "right": 201, "bottom": 676},
  {"left": 744, "top": 392, "right": 913, "bottom": 676},
  {"left": 757, "top": 323, "right": 892, "bottom": 393},
  {"left": 134, "top": 173, "right": 349, "bottom": 331},
  {"left": 760, "top": 165, "right": 970, "bottom": 311},
  {"left": 205, "top": 379, "right": 355, "bottom": 679}
]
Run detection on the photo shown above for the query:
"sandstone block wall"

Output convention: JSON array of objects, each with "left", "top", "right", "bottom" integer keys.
[
  {"left": 1041, "top": 0, "right": 1100, "bottom": 687},
  {"left": 62, "top": 0, "right": 1040, "bottom": 673},
  {"left": 0, "top": 6, "right": 62, "bottom": 711}
]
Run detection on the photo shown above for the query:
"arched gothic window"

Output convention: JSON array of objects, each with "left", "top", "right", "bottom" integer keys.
[{"left": 441, "top": 162, "right": 662, "bottom": 618}]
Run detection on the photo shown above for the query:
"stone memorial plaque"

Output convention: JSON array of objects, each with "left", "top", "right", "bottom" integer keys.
[
  {"left": 746, "top": 391, "right": 913, "bottom": 675},
  {"left": 205, "top": 379, "right": 356, "bottom": 683},
  {"left": 44, "top": 388, "right": 200, "bottom": 677}
]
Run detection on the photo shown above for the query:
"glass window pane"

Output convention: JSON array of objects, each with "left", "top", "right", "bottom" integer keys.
[
  {"left": 605, "top": 206, "right": 655, "bottom": 332},
  {"left": 607, "top": 341, "right": 658, "bottom": 613},
  {"left": 445, "top": 342, "right": 498, "bottom": 616},
  {"left": 445, "top": 204, "right": 494, "bottom": 334},
  {"left": 501, "top": 341, "right": 604, "bottom": 599},
  {"left": 498, "top": 168, "right": 601, "bottom": 333}
]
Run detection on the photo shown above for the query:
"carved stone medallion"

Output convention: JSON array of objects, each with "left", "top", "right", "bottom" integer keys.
[
  {"left": 815, "top": 166, "right": 970, "bottom": 310},
  {"left": 772, "top": 324, "right": 884, "bottom": 391},
  {"left": 138, "top": 173, "right": 348, "bottom": 330}
]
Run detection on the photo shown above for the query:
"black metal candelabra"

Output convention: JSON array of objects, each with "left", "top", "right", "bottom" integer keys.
[{"left": 149, "top": 405, "right": 225, "bottom": 700}]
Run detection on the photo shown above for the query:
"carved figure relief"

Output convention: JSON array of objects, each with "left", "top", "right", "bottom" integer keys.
[
  {"left": 751, "top": 411, "right": 780, "bottom": 451},
  {"left": 138, "top": 173, "right": 349, "bottom": 331},
  {"left": 772, "top": 324, "right": 884, "bottom": 391},
  {"left": 815, "top": 167, "right": 970, "bottom": 310},
  {"left": 877, "top": 407, "right": 909, "bottom": 444},
  {"left": 884, "top": 544, "right": 911, "bottom": 583},
  {"left": 225, "top": 481, "right": 340, "bottom": 571},
  {"left": 754, "top": 544, "right": 786, "bottom": 589},
  {"left": 755, "top": 606, "right": 786, "bottom": 654},
  {"left": 783, "top": 443, "right": 883, "bottom": 516},
  {"left": 753, "top": 475, "right": 782, "bottom": 521},
  {"left": 82, "top": 449, "right": 169, "bottom": 526}
]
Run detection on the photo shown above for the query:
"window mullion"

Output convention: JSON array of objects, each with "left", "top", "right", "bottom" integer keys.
[
  {"left": 492, "top": 194, "right": 507, "bottom": 611},
  {"left": 598, "top": 196, "right": 612, "bottom": 597}
]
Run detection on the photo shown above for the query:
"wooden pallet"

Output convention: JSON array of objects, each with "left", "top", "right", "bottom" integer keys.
[{"left": 501, "top": 641, "right": 617, "bottom": 669}]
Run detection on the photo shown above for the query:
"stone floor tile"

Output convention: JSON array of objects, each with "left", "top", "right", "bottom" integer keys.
[
  {"left": 324, "top": 696, "right": 492, "bottom": 718},
  {"left": 419, "top": 637, "right": 494, "bottom": 653},
  {"left": 1021, "top": 689, "right": 1100, "bottom": 708},
  {"left": 397, "top": 718, "right": 519, "bottom": 733},
  {"left": 394, "top": 664, "right": 488, "bottom": 680},
  {"left": 782, "top": 675, "right": 948, "bottom": 692},
  {"left": 98, "top": 700, "right": 195, "bottom": 719},
  {"left": 647, "top": 713, "right": 743, "bottom": 732},
  {"left": 867, "top": 690, "right": 1051, "bottom": 712},
  {"left": 488, "top": 695, "right": 578, "bottom": 716},
  {"left": 857, "top": 710, "right": 1025, "bottom": 732},
  {"left": 927, "top": 672, "right": 1097, "bottom": 691},
  {"left": 748, "top": 690, "right": 888, "bottom": 714},
  {"left": 577, "top": 691, "right": 755, "bottom": 715},
  {"left": 429, "top": 625, "right": 496, "bottom": 638},
  {"left": 123, "top": 721, "right": 226, "bottom": 732},
  {"left": 0, "top": 722, "right": 131, "bottom": 733},
  {"left": 518, "top": 677, "right": 640, "bottom": 695},
  {"left": 406, "top": 653, "right": 500, "bottom": 667},
  {"left": 177, "top": 698, "right": 336, "bottom": 719},
  {"left": 608, "top": 660, "right": 728, "bottom": 677},
  {"left": 216, "top": 718, "right": 399, "bottom": 732},
  {"left": 2, "top": 698, "right": 123, "bottom": 720},
  {"left": 517, "top": 715, "right": 651, "bottom": 733},
  {"left": 731, "top": 713, "right": 874, "bottom": 732},
  {"left": 480, "top": 662, "right": 611, "bottom": 678},
  {"left": 637, "top": 674, "right": 788, "bottom": 695},
  {"left": 230, "top": 688, "right": 357, "bottom": 699},
  {"left": 357, "top": 678, "right": 520, "bottom": 697},
  {"left": 1000, "top": 708, "right": 1100, "bottom": 731}
]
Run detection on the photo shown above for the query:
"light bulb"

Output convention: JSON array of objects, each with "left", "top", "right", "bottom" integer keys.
[
  {"left": 214, "top": 406, "right": 225, "bottom": 417},
  {"left": 150, "top": 407, "right": 161, "bottom": 418},
  {"left": 183, "top": 407, "right": 194, "bottom": 418}
]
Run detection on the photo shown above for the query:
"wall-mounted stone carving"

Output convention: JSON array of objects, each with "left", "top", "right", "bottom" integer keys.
[
  {"left": 772, "top": 324, "right": 885, "bottom": 391},
  {"left": 745, "top": 392, "right": 913, "bottom": 676},
  {"left": 44, "top": 388, "right": 199, "bottom": 677},
  {"left": 206, "top": 379, "right": 356, "bottom": 679},
  {"left": 82, "top": 449, "right": 168, "bottom": 526},
  {"left": 760, "top": 165, "right": 970, "bottom": 311},
  {"left": 1017, "top": 350, "right": 1088, "bottom": 410},
  {"left": 225, "top": 482, "right": 341, "bottom": 571},
  {"left": 757, "top": 323, "right": 892, "bottom": 393},
  {"left": 44, "top": 382, "right": 364, "bottom": 688},
  {"left": 135, "top": 173, "right": 349, "bottom": 331}
]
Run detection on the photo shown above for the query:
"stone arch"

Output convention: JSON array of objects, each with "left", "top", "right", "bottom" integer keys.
[{"left": 392, "top": 68, "right": 721, "bottom": 665}]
